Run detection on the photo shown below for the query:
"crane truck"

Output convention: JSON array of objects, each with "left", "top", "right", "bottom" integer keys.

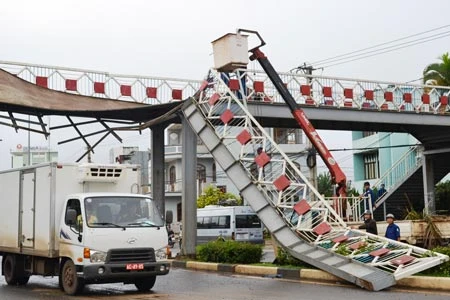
[{"left": 238, "top": 29, "right": 348, "bottom": 198}]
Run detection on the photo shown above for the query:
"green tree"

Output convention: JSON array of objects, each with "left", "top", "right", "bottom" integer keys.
[
  {"left": 197, "top": 185, "right": 241, "bottom": 208},
  {"left": 435, "top": 180, "right": 450, "bottom": 211},
  {"left": 423, "top": 52, "right": 450, "bottom": 86},
  {"left": 317, "top": 172, "right": 333, "bottom": 197}
]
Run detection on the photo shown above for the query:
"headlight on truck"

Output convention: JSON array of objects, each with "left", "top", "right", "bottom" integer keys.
[
  {"left": 155, "top": 247, "right": 167, "bottom": 260},
  {"left": 90, "top": 250, "right": 107, "bottom": 263}
]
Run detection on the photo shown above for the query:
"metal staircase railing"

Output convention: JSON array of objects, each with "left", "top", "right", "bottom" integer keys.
[
  {"left": 182, "top": 69, "right": 448, "bottom": 291},
  {"left": 348, "top": 145, "right": 423, "bottom": 217}
]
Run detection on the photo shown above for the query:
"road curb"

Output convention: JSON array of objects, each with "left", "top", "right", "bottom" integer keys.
[{"left": 171, "top": 260, "right": 450, "bottom": 291}]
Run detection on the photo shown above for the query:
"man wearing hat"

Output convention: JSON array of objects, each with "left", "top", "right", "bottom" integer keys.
[
  {"left": 385, "top": 213, "right": 400, "bottom": 241},
  {"left": 355, "top": 210, "right": 378, "bottom": 235}
]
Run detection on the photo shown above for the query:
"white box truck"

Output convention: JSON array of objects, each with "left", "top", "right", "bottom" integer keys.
[{"left": 0, "top": 162, "right": 170, "bottom": 295}]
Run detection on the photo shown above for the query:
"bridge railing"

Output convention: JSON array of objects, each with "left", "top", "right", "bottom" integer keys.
[
  {"left": 0, "top": 60, "right": 202, "bottom": 104},
  {"left": 2, "top": 60, "right": 450, "bottom": 115},
  {"left": 224, "top": 69, "right": 450, "bottom": 114}
]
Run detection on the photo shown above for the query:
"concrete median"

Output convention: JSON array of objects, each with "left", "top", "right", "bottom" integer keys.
[{"left": 171, "top": 260, "right": 450, "bottom": 291}]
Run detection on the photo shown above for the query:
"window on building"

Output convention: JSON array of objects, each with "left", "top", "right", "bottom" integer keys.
[
  {"left": 362, "top": 131, "right": 377, "bottom": 138},
  {"left": 274, "top": 128, "right": 299, "bottom": 144},
  {"left": 197, "top": 164, "right": 206, "bottom": 183},
  {"left": 169, "top": 166, "right": 176, "bottom": 192},
  {"left": 212, "top": 163, "right": 217, "bottom": 182},
  {"left": 177, "top": 202, "right": 182, "bottom": 222},
  {"left": 363, "top": 152, "right": 380, "bottom": 180}
]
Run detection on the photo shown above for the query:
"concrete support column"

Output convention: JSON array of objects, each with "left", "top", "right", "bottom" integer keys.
[
  {"left": 422, "top": 154, "right": 435, "bottom": 215},
  {"left": 181, "top": 116, "right": 197, "bottom": 256},
  {"left": 151, "top": 124, "right": 166, "bottom": 217}
]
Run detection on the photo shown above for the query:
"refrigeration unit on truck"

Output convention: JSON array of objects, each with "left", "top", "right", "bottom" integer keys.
[{"left": 0, "top": 162, "right": 170, "bottom": 295}]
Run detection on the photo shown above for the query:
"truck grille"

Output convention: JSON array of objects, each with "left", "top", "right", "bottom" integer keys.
[{"left": 107, "top": 248, "right": 155, "bottom": 263}]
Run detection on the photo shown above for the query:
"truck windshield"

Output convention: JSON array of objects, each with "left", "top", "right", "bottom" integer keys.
[{"left": 84, "top": 196, "right": 164, "bottom": 228}]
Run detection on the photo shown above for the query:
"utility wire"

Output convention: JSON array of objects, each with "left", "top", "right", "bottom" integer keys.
[
  {"left": 320, "top": 32, "right": 450, "bottom": 68},
  {"left": 329, "top": 143, "right": 418, "bottom": 152},
  {"left": 310, "top": 24, "right": 450, "bottom": 66}
]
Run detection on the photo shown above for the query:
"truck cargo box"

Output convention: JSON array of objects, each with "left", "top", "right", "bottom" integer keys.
[{"left": 0, "top": 162, "right": 141, "bottom": 257}]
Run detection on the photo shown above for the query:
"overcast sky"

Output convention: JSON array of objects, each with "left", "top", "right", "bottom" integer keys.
[{"left": 1, "top": 0, "right": 449, "bottom": 179}]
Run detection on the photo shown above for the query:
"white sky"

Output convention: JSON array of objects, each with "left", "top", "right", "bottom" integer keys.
[{"left": 1, "top": 0, "right": 449, "bottom": 180}]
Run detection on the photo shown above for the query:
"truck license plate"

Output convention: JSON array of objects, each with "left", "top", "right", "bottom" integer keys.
[{"left": 126, "top": 263, "right": 144, "bottom": 270}]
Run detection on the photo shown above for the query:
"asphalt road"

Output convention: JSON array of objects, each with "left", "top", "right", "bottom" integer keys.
[{"left": 1, "top": 266, "right": 450, "bottom": 300}]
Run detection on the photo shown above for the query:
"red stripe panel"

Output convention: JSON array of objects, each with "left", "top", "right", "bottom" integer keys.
[
  {"left": 208, "top": 93, "right": 220, "bottom": 106},
  {"left": 313, "top": 222, "right": 331, "bottom": 236},
  {"left": 253, "top": 81, "right": 264, "bottom": 93},
  {"left": 323, "top": 86, "right": 332, "bottom": 97},
  {"left": 65, "top": 79, "right": 77, "bottom": 91},
  {"left": 36, "top": 76, "right": 48, "bottom": 88},
  {"left": 236, "top": 129, "right": 252, "bottom": 145},
  {"left": 440, "top": 95, "right": 449, "bottom": 105},
  {"left": 172, "top": 89, "right": 182, "bottom": 100},
  {"left": 146, "top": 87, "right": 157, "bottom": 98},
  {"left": 121, "top": 85, "right": 132, "bottom": 97},
  {"left": 293, "top": 200, "right": 311, "bottom": 215},
  {"left": 228, "top": 79, "right": 240, "bottom": 91},
  {"left": 94, "top": 82, "right": 105, "bottom": 94},
  {"left": 300, "top": 85, "right": 311, "bottom": 96},
  {"left": 273, "top": 175, "right": 290, "bottom": 191},
  {"left": 255, "top": 152, "right": 270, "bottom": 168},
  {"left": 421, "top": 94, "right": 430, "bottom": 104},
  {"left": 384, "top": 91, "right": 393, "bottom": 102},
  {"left": 403, "top": 93, "right": 412, "bottom": 103},
  {"left": 220, "top": 109, "right": 234, "bottom": 124},
  {"left": 344, "top": 88, "right": 353, "bottom": 99},
  {"left": 332, "top": 235, "right": 348, "bottom": 243},
  {"left": 364, "top": 90, "right": 374, "bottom": 100}
]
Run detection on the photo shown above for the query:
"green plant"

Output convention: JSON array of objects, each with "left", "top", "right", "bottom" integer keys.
[
  {"left": 404, "top": 194, "right": 444, "bottom": 249},
  {"left": 334, "top": 244, "right": 351, "bottom": 256},
  {"left": 196, "top": 240, "right": 262, "bottom": 264},
  {"left": 420, "top": 246, "right": 450, "bottom": 277},
  {"left": 274, "top": 247, "right": 314, "bottom": 268},
  {"left": 197, "top": 185, "right": 242, "bottom": 208}
]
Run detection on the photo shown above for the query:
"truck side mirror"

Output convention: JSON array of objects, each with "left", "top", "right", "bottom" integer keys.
[
  {"left": 66, "top": 209, "right": 78, "bottom": 226},
  {"left": 165, "top": 210, "right": 173, "bottom": 224}
]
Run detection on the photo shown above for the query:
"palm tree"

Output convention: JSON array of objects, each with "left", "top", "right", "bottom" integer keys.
[{"left": 423, "top": 52, "right": 450, "bottom": 86}]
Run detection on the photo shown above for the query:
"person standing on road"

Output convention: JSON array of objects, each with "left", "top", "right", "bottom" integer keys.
[
  {"left": 385, "top": 213, "right": 400, "bottom": 241},
  {"left": 354, "top": 210, "right": 378, "bottom": 235}
]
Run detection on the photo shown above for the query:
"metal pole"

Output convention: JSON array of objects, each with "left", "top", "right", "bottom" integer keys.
[
  {"left": 304, "top": 66, "right": 318, "bottom": 200},
  {"left": 27, "top": 115, "right": 31, "bottom": 166},
  {"left": 181, "top": 116, "right": 197, "bottom": 257},
  {"left": 151, "top": 124, "right": 166, "bottom": 217}
]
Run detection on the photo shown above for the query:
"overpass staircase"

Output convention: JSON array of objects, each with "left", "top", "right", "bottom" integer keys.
[
  {"left": 182, "top": 69, "right": 448, "bottom": 291},
  {"left": 372, "top": 152, "right": 450, "bottom": 220}
]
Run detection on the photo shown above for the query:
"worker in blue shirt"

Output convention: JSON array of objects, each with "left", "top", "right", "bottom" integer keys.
[
  {"left": 385, "top": 213, "right": 400, "bottom": 241},
  {"left": 362, "top": 181, "right": 375, "bottom": 212}
]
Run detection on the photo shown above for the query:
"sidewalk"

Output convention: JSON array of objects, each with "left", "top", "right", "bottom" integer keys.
[{"left": 171, "top": 260, "right": 450, "bottom": 292}]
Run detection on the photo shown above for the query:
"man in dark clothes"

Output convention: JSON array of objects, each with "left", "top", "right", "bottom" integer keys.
[{"left": 356, "top": 210, "right": 378, "bottom": 235}]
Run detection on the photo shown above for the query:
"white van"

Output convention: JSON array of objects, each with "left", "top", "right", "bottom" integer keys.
[{"left": 196, "top": 205, "right": 264, "bottom": 244}]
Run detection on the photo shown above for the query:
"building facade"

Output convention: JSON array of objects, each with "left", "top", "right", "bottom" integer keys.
[
  {"left": 10, "top": 144, "right": 58, "bottom": 168},
  {"left": 352, "top": 131, "right": 418, "bottom": 192}
]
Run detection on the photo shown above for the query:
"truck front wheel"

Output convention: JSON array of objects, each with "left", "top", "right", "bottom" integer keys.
[
  {"left": 134, "top": 276, "right": 156, "bottom": 292},
  {"left": 61, "top": 259, "right": 84, "bottom": 295}
]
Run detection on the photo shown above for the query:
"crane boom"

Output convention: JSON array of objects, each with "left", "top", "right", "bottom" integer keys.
[{"left": 239, "top": 29, "right": 347, "bottom": 196}]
